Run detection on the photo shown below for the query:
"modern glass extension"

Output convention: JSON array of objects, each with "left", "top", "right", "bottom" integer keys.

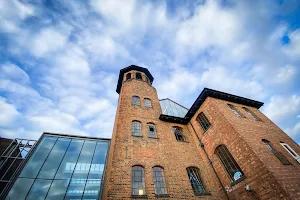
[
  {"left": 160, "top": 98, "right": 188, "bottom": 118},
  {"left": 4, "top": 133, "right": 110, "bottom": 200}
]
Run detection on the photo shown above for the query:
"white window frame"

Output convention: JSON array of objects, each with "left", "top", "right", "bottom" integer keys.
[{"left": 280, "top": 142, "right": 300, "bottom": 163}]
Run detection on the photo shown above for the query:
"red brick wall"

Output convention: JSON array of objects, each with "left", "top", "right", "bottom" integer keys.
[
  {"left": 189, "top": 97, "right": 300, "bottom": 200},
  {"left": 102, "top": 71, "right": 226, "bottom": 199}
]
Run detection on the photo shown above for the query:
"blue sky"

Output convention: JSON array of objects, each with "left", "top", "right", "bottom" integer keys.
[{"left": 0, "top": 0, "right": 300, "bottom": 144}]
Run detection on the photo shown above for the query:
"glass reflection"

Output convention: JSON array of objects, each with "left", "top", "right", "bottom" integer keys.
[
  {"left": 160, "top": 99, "right": 188, "bottom": 118},
  {"left": 20, "top": 136, "right": 57, "bottom": 178},
  {"left": 38, "top": 138, "right": 71, "bottom": 179},
  {"left": 26, "top": 179, "right": 51, "bottom": 200},
  {"left": 5, "top": 135, "right": 109, "bottom": 200},
  {"left": 5, "top": 178, "right": 34, "bottom": 200}
]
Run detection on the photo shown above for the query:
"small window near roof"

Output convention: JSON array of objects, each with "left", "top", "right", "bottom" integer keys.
[
  {"left": 132, "top": 166, "right": 146, "bottom": 196},
  {"left": 228, "top": 104, "right": 244, "bottom": 118},
  {"left": 173, "top": 126, "right": 185, "bottom": 141},
  {"left": 132, "top": 96, "right": 140, "bottom": 105},
  {"left": 136, "top": 72, "right": 142, "bottom": 80},
  {"left": 216, "top": 145, "right": 244, "bottom": 182},
  {"left": 148, "top": 123, "right": 156, "bottom": 138},
  {"left": 132, "top": 121, "right": 142, "bottom": 136},
  {"left": 242, "top": 107, "right": 261, "bottom": 121},
  {"left": 144, "top": 98, "right": 152, "bottom": 108},
  {"left": 196, "top": 112, "right": 211, "bottom": 132},
  {"left": 145, "top": 76, "right": 150, "bottom": 84},
  {"left": 186, "top": 167, "right": 206, "bottom": 195},
  {"left": 262, "top": 139, "right": 291, "bottom": 165},
  {"left": 126, "top": 73, "right": 132, "bottom": 81},
  {"left": 153, "top": 167, "right": 167, "bottom": 195}
]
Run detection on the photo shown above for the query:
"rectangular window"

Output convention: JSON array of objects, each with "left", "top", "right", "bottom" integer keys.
[
  {"left": 187, "top": 167, "right": 206, "bottom": 195},
  {"left": 132, "top": 121, "right": 142, "bottom": 136},
  {"left": 280, "top": 142, "right": 300, "bottom": 163},
  {"left": 243, "top": 107, "right": 261, "bottom": 121},
  {"left": 263, "top": 140, "right": 291, "bottom": 165},
  {"left": 132, "top": 166, "right": 146, "bottom": 196},
  {"left": 132, "top": 96, "right": 141, "bottom": 105},
  {"left": 144, "top": 98, "right": 152, "bottom": 108},
  {"left": 153, "top": 167, "right": 167, "bottom": 195},
  {"left": 148, "top": 124, "right": 156, "bottom": 138},
  {"left": 196, "top": 112, "right": 211, "bottom": 132}
]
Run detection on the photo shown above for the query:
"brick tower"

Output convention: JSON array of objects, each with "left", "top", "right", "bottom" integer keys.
[{"left": 102, "top": 65, "right": 300, "bottom": 200}]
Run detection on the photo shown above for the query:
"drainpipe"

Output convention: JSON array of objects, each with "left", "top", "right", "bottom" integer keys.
[{"left": 189, "top": 122, "right": 230, "bottom": 200}]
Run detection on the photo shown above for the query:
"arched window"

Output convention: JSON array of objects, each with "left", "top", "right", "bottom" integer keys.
[
  {"left": 136, "top": 72, "right": 142, "bottom": 80},
  {"left": 126, "top": 73, "right": 132, "bottom": 80},
  {"left": 148, "top": 123, "right": 156, "bottom": 138},
  {"left": 196, "top": 112, "right": 211, "bottom": 132},
  {"left": 153, "top": 166, "right": 167, "bottom": 195},
  {"left": 186, "top": 167, "right": 206, "bottom": 195},
  {"left": 144, "top": 98, "right": 152, "bottom": 108},
  {"left": 280, "top": 141, "right": 300, "bottom": 162},
  {"left": 262, "top": 139, "right": 291, "bottom": 165},
  {"left": 228, "top": 104, "right": 244, "bottom": 118},
  {"left": 132, "top": 96, "right": 140, "bottom": 105},
  {"left": 216, "top": 145, "right": 244, "bottom": 182},
  {"left": 132, "top": 165, "right": 146, "bottom": 196},
  {"left": 145, "top": 76, "right": 150, "bottom": 84},
  {"left": 242, "top": 107, "right": 261, "bottom": 121},
  {"left": 173, "top": 126, "right": 185, "bottom": 141},
  {"left": 132, "top": 121, "right": 142, "bottom": 136}
]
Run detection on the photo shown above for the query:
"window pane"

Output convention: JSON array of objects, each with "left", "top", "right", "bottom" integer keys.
[
  {"left": 153, "top": 167, "right": 167, "bottom": 195},
  {"left": 20, "top": 136, "right": 57, "bottom": 178},
  {"left": 38, "top": 138, "right": 71, "bottom": 179},
  {"left": 136, "top": 73, "right": 142, "bottom": 80},
  {"left": 144, "top": 99, "right": 152, "bottom": 108},
  {"left": 132, "top": 96, "right": 140, "bottom": 105},
  {"left": 173, "top": 127, "right": 185, "bottom": 141},
  {"left": 55, "top": 139, "right": 84, "bottom": 179},
  {"left": 187, "top": 168, "right": 205, "bottom": 194},
  {"left": 228, "top": 104, "right": 244, "bottom": 118},
  {"left": 197, "top": 113, "right": 211, "bottom": 132},
  {"left": 263, "top": 140, "right": 291, "bottom": 165},
  {"left": 65, "top": 141, "right": 97, "bottom": 200},
  {"left": 45, "top": 180, "right": 68, "bottom": 200},
  {"left": 132, "top": 121, "right": 141, "bottom": 136},
  {"left": 216, "top": 145, "right": 244, "bottom": 182},
  {"left": 148, "top": 125, "right": 156, "bottom": 138},
  {"left": 132, "top": 166, "right": 145, "bottom": 195},
  {"left": 82, "top": 141, "right": 109, "bottom": 199},
  {"left": 5, "top": 178, "right": 34, "bottom": 200},
  {"left": 26, "top": 179, "right": 51, "bottom": 200}
]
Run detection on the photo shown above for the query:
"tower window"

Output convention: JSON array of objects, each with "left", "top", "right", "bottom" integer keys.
[
  {"left": 132, "top": 166, "right": 146, "bottom": 196},
  {"left": 186, "top": 167, "right": 206, "bottom": 195},
  {"left": 196, "top": 112, "right": 211, "bottom": 132},
  {"left": 148, "top": 123, "right": 156, "bottom": 138},
  {"left": 173, "top": 126, "right": 185, "bottom": 141},
  {"left": 153, "top": 167, "right": 167, "bottom": 195},
  {"left": 216, "top": 145, "right": 244, "bottom": 182},
  {"left": 126, "top": 73, "right": 132, "bottom": 80},
  {"left": 228, "top": 104, "right": 244, "bottom": 118},
  {"left": 262, "top": 139, "right": 291, "bottom": 165},
  {"left": 145, "top": 76, "right": 150, "bottom": 84},
  {"left": 144, "top": 98, "right": 152, "bottom": 108},
  {"left": 280, "top": 142, "right": 300, "bottom": 163},
  {"left": 136, "top": 72, "right": 142, "bottom": 80},
  {"left": 132, "top": 96, "right": 140, "bottom": 105},
  {"left": 132, "top": 121, "right": 142, "bottom": 136},
  {"left": 242, "top": 107, "right": 261, "bottom": 121}
]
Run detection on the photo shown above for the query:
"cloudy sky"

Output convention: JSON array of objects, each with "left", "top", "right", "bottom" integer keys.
[{"left": 0, "top": 0, "right": 300, "bottom": 144}]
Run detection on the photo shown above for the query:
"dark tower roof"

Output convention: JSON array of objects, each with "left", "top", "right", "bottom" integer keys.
[{"left": 116, "top": 65, "right": 154, "bottom": 94}]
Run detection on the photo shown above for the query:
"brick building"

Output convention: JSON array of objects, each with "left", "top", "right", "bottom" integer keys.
[
  {"left": 103, "top": 65, "right": 300, "bottom": 200},
  {"left": 1, "top": 65, "right": 300, "bottom": 200}
]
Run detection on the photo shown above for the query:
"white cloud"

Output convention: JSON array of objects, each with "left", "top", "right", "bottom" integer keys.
[
  {"left": 0, "top": 63, "right": 30, "bottom": 84},
  {"left": 283, "top": 29, "right": 300, "bottom": 59},
  {"left": 0, "top": 79, "right": 40, "bottom": 97},
  {"left": 285, "top": 122, "right": 300, "bottom": 138},
  {"left": 263, "top": 95, "right": 300, "bottom": 122},
  {"left": 0, "top": 97, "right": 20, "bottom": 127}
]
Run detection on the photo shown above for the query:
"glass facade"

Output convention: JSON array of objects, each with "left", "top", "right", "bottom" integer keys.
[
  {"left": 160, "top": 99, "right": 188, "bottom": 118},
  {"left": 5, "top": 134, "right": 109, "bottom": 200}
]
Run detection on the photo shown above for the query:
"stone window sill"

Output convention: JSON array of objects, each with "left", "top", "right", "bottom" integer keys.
[
  {"left": 231, "top": 176, "right": 246, "bottom": 186},
  {"left": 155, "top": 194, "right": 170, "bottom": 198},
  {"left": 195, "top": 192, "right": 211, "bottom": 196},
  {"left": 131, "top": 195, "right": 148, "bottom": 199}
]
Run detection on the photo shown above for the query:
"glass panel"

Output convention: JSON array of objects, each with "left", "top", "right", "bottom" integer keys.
[
  {"left": 82, "top": 141, "right": 109, "bottom": 199},
  {"left": 45, "top": 180, "right": 68, "bottom": 200},
  {"left": 20, "top": 136, "right": 57, "bottom": 178},
  {"left": 159, "top": 99, "right": 188, "bottom": 118},
  {"left": 5, "top": 178, "right": 34, "bottom": 200},
  {"left": 132, "top": 166, "right": 145, "bottom": 195},
  {"left": 153, "top": 167, "right": 167, "bottom": 195},
  {"left": 38, "top": 138, "right": 71, "bottom": 179},
  {"left": 55, "top": 139, "right": 84, "bottom": 179},
  {"left": 26, "top": 179, "right": 51, "bottom": 200},
  {"left": 65, "top": 140, "right": 97, "bottom": 200}
]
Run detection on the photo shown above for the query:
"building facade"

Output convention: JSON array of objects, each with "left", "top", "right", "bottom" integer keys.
[{"left": 1, "top": 65, "right": 300, "bottom": 199}]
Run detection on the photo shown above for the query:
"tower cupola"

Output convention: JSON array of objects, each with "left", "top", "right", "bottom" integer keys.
[{"left": 116, "top": 65, "right": 154, "bottom": 94}]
